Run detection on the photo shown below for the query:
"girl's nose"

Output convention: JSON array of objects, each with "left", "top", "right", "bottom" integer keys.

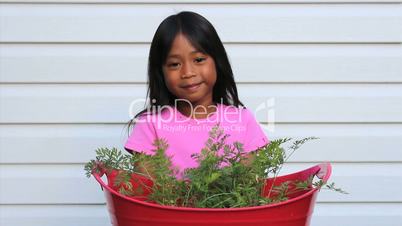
[{"left": 181, "top": 63, "right": 196, "bottom": 79}]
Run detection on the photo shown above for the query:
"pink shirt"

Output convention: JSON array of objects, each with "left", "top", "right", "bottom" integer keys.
[{"left": 124, "top": 104, "right": 269, "bottom": 174}]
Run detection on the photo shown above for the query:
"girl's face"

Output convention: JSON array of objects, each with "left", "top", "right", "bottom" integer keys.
[{"left": 162, "top": 34, "right": 217, "bottom": 107}]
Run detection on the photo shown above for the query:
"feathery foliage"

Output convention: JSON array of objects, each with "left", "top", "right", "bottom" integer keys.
[{"left": 85, "top": 125, "right": 346, "bottom": 208}]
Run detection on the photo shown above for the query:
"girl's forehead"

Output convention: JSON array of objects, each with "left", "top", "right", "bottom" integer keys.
[{"left": 167, "top": 34, "right": 204, "bottom": 58}]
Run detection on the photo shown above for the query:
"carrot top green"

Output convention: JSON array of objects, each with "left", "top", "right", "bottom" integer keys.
[{"left": 85, "top": 125, "right": 346, "bottom": 208}]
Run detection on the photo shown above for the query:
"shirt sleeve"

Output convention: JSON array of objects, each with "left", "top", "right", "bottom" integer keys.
[
  {"left": 124, "top": 114, "right": 157, "bottom": 155},
  {"left": 242, "top": 109, "right": 269, "bottom": 152}
]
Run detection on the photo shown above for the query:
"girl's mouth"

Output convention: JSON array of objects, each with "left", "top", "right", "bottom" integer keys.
[{"left": 182, "top": 82, "right": 202, "bottom": 92}]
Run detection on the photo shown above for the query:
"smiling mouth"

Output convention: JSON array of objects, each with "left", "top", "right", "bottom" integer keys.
[{"left": 182, "top": 82, "right": 202, "bottom": 91}]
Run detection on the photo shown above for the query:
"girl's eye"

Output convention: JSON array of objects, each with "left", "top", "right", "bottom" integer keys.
[
  {"left": 195, "top": 57, "right": 206, "bottom": 63},
  {"left": 167, "top": 63, "right": 180, "bottom": 68}
]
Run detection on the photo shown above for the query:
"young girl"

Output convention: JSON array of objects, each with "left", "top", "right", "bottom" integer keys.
[{"left": 125, "top": 11, "right": 269, "bottom": 176}]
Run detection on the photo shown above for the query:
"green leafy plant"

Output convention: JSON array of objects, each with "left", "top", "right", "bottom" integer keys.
[{"left": 84, "top": 125, "right": 346, "bottom": 208}]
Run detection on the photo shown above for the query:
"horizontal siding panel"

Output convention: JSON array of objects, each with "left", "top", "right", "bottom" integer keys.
[
  {"left": 1, "top": 4, "right": 401, "bottom": 43},
  {"left": 1, "top": 44, "right": 401, "bottom": 83},
  {"left": 1, "top": 84, "right": 402, "bottom": 123},
  {"left": 0, "top": 205, "right": 110, "bottom": 226},
  {"left": 311, "top": 203, "right": 402, "bottom": 226},
  {"left": 1, "top": 124, "right": 402, "bottom": 163},
  {"left": 0, "top": 164, "right": 106, "bottom": 204},
  {"left": 0, "top": 163, "right": 401, "bottom": 204},
  {"left": 1, "top": 203, "right": 402, "bottom": 226}
]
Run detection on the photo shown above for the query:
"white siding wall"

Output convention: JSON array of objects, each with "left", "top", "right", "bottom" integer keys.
[{"left": 1, "top": 1, "right": 401, "bottom": 225}]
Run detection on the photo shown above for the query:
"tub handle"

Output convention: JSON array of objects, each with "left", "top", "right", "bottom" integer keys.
[{"left": 315, "top": 162, "right": 332, "bottom": 183}]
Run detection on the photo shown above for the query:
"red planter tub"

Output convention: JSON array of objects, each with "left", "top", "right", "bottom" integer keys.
[{"left": 93, "top": 163, "right": 331, "bottom": 226}]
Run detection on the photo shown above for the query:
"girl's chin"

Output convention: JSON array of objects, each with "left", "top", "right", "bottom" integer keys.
[
  {"left": 177, "top": 93, "right": 202, "bottom": 103},
  {"left": 176, "top": 98, "right": 206, "bottom": 106}
]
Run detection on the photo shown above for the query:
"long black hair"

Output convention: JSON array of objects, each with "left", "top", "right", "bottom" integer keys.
[{"left": 126, "top": 11, "right": 244, "bottom": 135}]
